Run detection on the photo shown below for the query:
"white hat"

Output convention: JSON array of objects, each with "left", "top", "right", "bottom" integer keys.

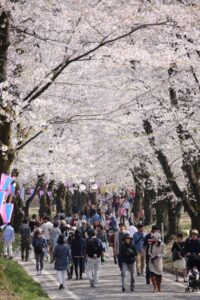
[
  {"left": 191, "top": 229, "right": 198, "bottom": 235},
  {"left": 152, "top": 232, "right": 161, "bottom": 241}
]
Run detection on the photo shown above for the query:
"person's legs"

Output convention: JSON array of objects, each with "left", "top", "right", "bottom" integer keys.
[
  {"left": 151, "top": 274, "right": 158, "bottom": 293},
  {"left": 93, "top": 258, "right": 101, "bottom": 287},
  {"left": 146, "top": 257, "right": 150, "bottom": 284},
  {"left": 141, "top": 254, "right": 145, "bottom": 275},
  {"left": 79, "top": 257, "right": 85, "bottom": 279},
  {"left": 40, "top": 254, "right": 44, "bottom": 273},
  {"left": 130, "top": 263, "right": 135, "bottom": 291},
  {"left": 86, "top": 257, "right": 94, "bottom": 286},
  {"left": 21, "top": 240, "right": 25, "bottom": 261},
  {"left": 117, "top": 254, "right": 123, "bottom": 271},
  {"left": 4, "top": 241, "right": 8, "bottom": 257},
  {"left": 35, "top": 253, "right": 40, "bottom": 272},
  {"left": 136, "top": 252, "right": 141, "bottom": 275},
  {"left": 121, "top": 263, "right": 128, "bottom": 292},
  {"left": 156, "top": 275, "right": 162, "bottom": 292},
  {"left": 25, "top": 240, "right": 30, "bottom": 261},
  {"left": 57, "top": 271, "right": 65, "bottom": 289},
  {"left": 73, "top": 257, "right": 79, "bottom": 279},
  {"left": 8, "top": 241, "right": 13, "bottom": 258},
  {"left": 175, "top": 268, "right": 178, "bottom": 281}
]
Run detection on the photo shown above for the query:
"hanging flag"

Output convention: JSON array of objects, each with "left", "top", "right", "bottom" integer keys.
[
  {"left": 0, "top": 191, "right": 6, "bottom": 211},
  {"left": 0, "top": 174, "right": 13, "bottom": 192},
  {"left": 1, "top": 203, "right": 14, "bottom": 224}
]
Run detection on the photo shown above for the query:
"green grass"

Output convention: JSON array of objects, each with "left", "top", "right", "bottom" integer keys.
[{"left": 0, "top": 258, "right": 49, "bottom": 300}]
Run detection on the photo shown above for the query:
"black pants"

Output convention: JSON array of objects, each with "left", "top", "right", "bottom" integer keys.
[
  {"left": 21, "top": 239, "right": 30, "bottom": 260},
  {"left": 146, "top": 256, "right": 150, "bottom": 284},
  {"left": 73, "top": 257, "right": 85, "bottom": 279},
  {"left": 35, "top": 252, "right": 44, "bottom": 272}
]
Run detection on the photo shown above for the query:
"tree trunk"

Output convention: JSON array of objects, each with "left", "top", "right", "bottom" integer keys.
[
  {"left": 0, "top": 10, "right": 14, "bottom": 176},
  {"left": 155, "top": 200, "right": 168, "bottom": 230},
  {"left": 143, "top": 190, "right": 152, "bottom": 226}
]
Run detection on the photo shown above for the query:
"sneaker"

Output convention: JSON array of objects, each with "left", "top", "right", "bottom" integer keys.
[
  {"left": 122, "top": 287, "right": 125, "bottom": 293},
  {"left": 131, "top": 286, "right": 135, "bottom": 292},
  {"left": 4, "top": 255, "right": 7, "bottom": 258},
  {"left": 59, "top": 284, "right": 64, "bottom": 290},
  {"left": 137, "top": 271, "right": 140, "bottom": 276},
  {"left": 9, "top": 256, "right": 13, "bottom": 260}
]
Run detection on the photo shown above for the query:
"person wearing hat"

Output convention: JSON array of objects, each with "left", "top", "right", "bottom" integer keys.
[
  {"left": 148, "top": 232, "right": 164, "bottom": 292},
  {"left": 185, "top": 229, "right": 200, "bottom": 256},
  {"left": 143, "top": 225, "right": 160, "bottom": 284},
  {"left": 120, "top": 233, "right": 137, "bottom": 292},
  {"left": 133, "top": 223, "right": 146, "bottom": 276},
  {"left": 171, "top": 232, "right": 187, "bottom": 282}
]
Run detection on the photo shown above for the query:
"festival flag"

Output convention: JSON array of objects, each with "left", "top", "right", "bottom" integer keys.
[
  {"left": 0, "top": 191, "right": 5, "bottom": 211},
  {"left": 47, "top": 191, "right": 52, "bottom": 198},
  {"left": 39, "top": 190, "right": 44, "bottom": 197},
  {"left": 0, "top": 174, "right": 13, "bottom": 192},
  {"left": 1, "top": 203, "right": 14, "bottom": 224}
]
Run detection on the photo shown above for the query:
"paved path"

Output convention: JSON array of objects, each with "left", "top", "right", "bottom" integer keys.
[{"left": 15, "top": 249, "right": 200, "bottom": 300}]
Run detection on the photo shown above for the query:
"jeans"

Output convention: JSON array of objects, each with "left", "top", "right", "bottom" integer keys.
[
  {"left": 57, "top": 270, "right": 66, "bottom": 286},
  {"left": 122, "top": 262, "right": 135, "bottom": 290},
  {"left": 117, "top": 254, "right": 123, "bottom": 270},
  {"left": 86, "top": 257, "right": 101, "bottom": 286},
  {"left": 73, "top": 257, "right": 85, "bottom": 279},
  {"left": 21, "top": 239, "right": 30, "bottom": 260},
  {"left": 4, "top": 241, "right": 13, "bottom": 257},
  {"left": 35, "top": 252, "right": 44, "bottom": 272}
]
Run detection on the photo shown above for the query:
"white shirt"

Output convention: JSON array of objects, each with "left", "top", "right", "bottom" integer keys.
[
  {"left": 128, "top": 225, "right": 137, "bottom": 237},
  {"left": 41, "top": 221, "right": 53, "bottom": 240}
]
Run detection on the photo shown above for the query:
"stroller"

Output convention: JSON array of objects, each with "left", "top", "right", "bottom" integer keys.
[{"left": 185, "top": 254, "right": 200, "bottom": 293}]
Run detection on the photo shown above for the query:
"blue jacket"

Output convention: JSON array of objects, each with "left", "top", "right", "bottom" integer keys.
[
  {"left": 53, "top": 244, "right": 71, "bottom": 271},
  {"left": 2, "top": 225, "right": 15, "bottom": 242},
  {"left": 133, "top": 232, "right": 145, "bottom": 252}
]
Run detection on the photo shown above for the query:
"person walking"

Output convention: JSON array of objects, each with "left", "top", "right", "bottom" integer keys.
[
  {"left": 114, "top": 223, "right": 129, "bottom": 271},
  {"left": 148, "top": 232, "right": 164, "bottom": 293},
  {"left": 171, "top": 232, "right": 187, "bottom": 282},
  {"left": 49, "top": 221, "right": 61, "bottom": 260},
  {"left": 120, "top": 233, "right": 137, "bottom": 293},
  {"left": 71, "top": 229, "right": 86, "bottom": 280},
  {"left": 133, "top": 224, "right": 146, "bottom": 276},
  {"left": 32, "top": 229, "right": 47, "bottom": 275},
  {"left": 86, "top": 229, "right": 103, "bottom": 287},
  {"left": 2, "top": 223, "right": 15, "bottom": 259},
  {"left": 19, "top": 219, "right": 31, "bottom": 261},
  {"left": 143, "top": 225, "right": 160, "bottom": 284},
  {"left": 52, "top": 234, "right": 72, "bottom": 290}
]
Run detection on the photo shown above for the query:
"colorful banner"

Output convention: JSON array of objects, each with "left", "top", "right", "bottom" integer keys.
[
  {"left": 0, "top": 174, "right": 13, "bottom": 192},
  {"left": 1, "top": 203, "right": 14, "bottom": 224},
  {"left": 0, "top": 191, "right": 6, "bottom": 212}
]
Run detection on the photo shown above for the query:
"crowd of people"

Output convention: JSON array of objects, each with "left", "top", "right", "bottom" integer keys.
[{"left": 1, "top": 193, "right": 200, "bottom": 293}]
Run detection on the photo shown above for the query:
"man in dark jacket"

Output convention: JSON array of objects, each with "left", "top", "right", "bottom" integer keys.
[
  {"left": 20, "top": 219, "right": 31, "bottom": 261},
  {"left": 86, "top": 229, "right": 103, "bottom": 287},
  {"left": 120, "top": 233, "right": 137, "bottom": 293}
]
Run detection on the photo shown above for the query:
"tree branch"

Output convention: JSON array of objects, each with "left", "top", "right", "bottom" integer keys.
[
  {"left": 21, "top": 20, "right": 170, "bottom": 113},
  {"left": 16, "top": 128, "right": 47, "bottom": 151}
]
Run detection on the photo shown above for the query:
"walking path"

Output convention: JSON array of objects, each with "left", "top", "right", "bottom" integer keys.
[{"left": 15, "top": 249, "right": 200, "bottom": 300}]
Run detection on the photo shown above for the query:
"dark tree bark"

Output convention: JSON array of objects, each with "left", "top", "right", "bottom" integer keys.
[
  {"left": 0, "top": 10, "right": 15, "bottom": 176},
  {"left": 143, "top": 119, "right": 200, "bottom": 232},
  {"left": 24, "top": 174, "right": 45, "bottom": 217}
]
